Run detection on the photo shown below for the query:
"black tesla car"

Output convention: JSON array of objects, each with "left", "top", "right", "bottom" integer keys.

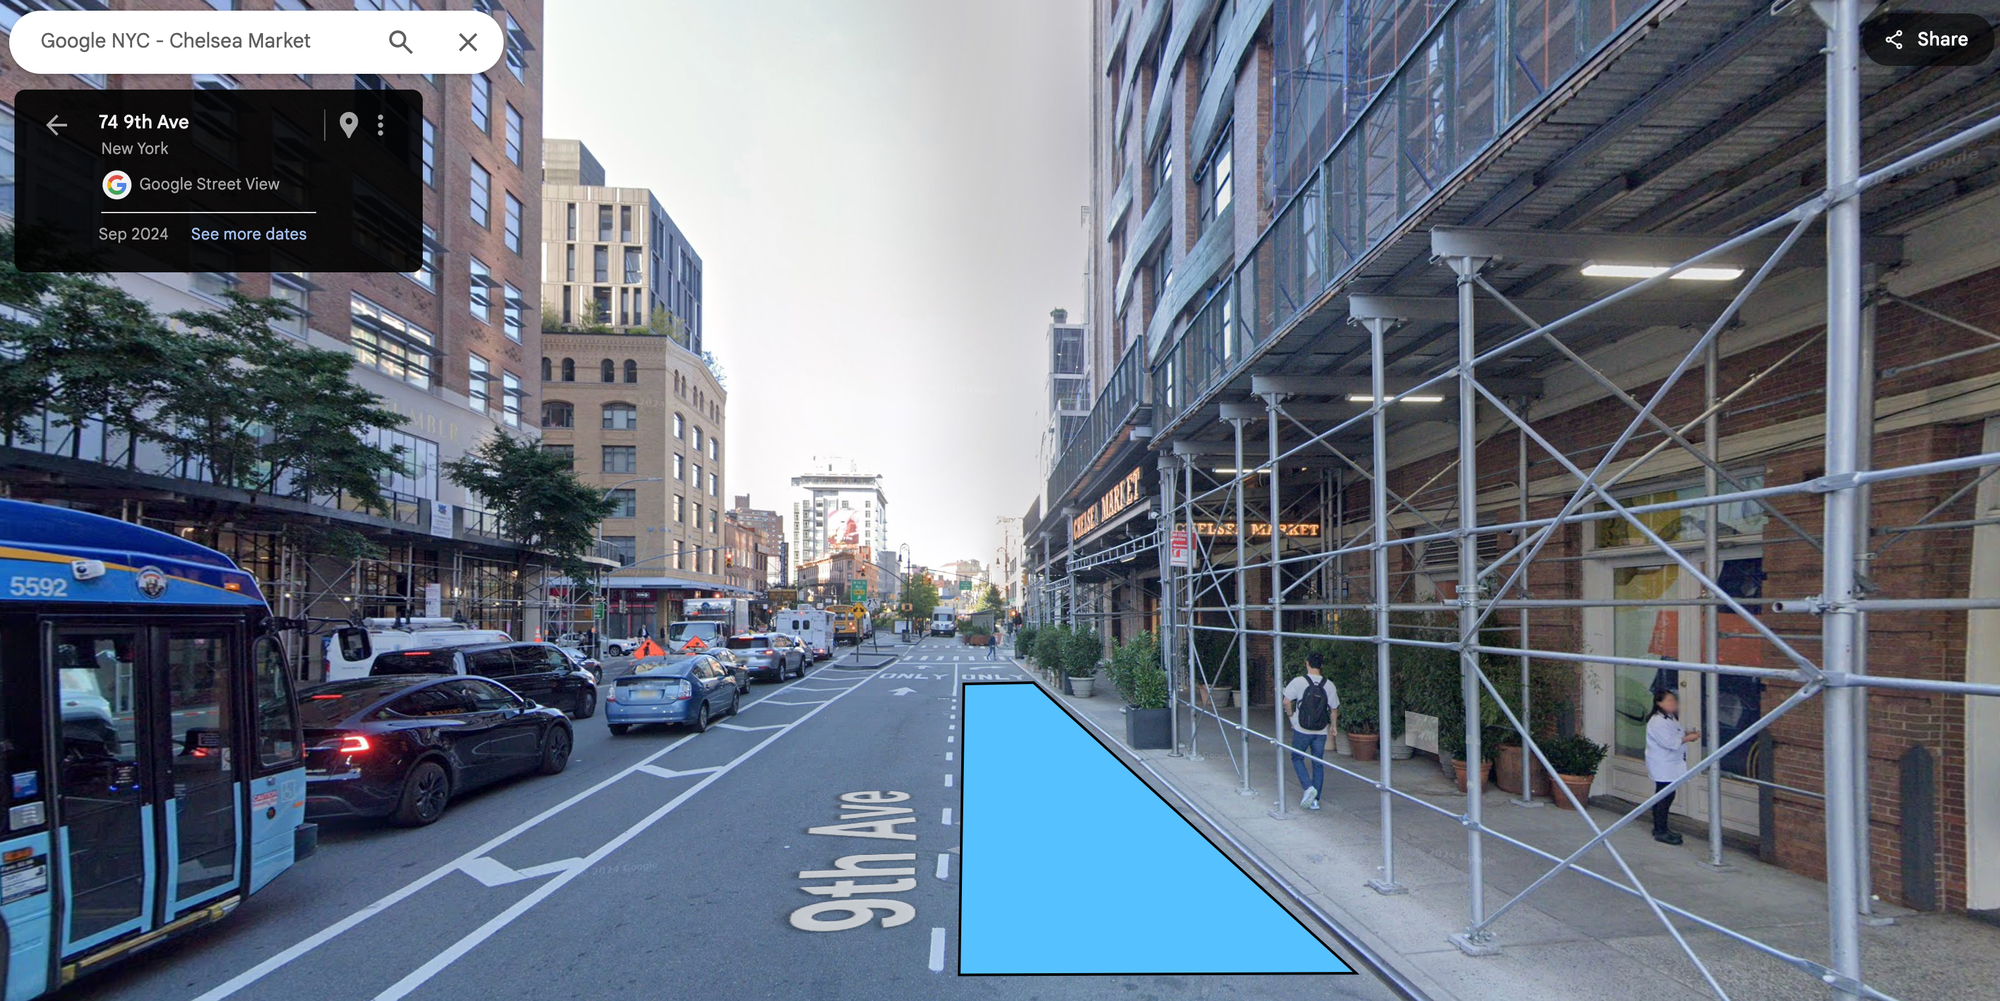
[{"left": 300, "top": 675, "right": 574, "bottom": 827}]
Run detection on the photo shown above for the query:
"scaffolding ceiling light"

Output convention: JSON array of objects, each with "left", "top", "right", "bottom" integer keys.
[{"left": 1580, "top": 263, "right": 1745, "bottom": 281}]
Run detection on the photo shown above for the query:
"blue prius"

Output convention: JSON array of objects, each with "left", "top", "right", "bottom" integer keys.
[{"left": 604, "top": 655, "right": 741, "bottom": 735}]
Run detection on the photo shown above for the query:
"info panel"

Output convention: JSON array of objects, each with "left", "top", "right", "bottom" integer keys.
[{"left": 13, "top": 88, "right": 422, "bottom": 274}]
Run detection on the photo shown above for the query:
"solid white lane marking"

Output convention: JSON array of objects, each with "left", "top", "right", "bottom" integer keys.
[
  {"left": 944, "top": 774, "right": 953, "bottom": 787},
  {"left": 936, "top": 854, "right": 949, "bottom": 879},
  {"left": 458, "top": 857, "right": 583, "bottom": 888},
  {"left": 716, "top": 722, "right": 787, "bottom": 732},
  {"left": 637, "top": 764, "right": 720, "bottom": 780},
  {"left": 929, "top": 927, "right": 946, "bottom": 972},
  {"left": 941, "top": 808, "right": 952, "bottom": 825},
  {"left": 193, "top": 658, "right": 878, "bottom": 1001},
  {"left": 365, "top": 661, "right": 884, "bottom": 1001}
]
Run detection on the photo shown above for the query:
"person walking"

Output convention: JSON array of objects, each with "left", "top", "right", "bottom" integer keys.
[
  {"left": 987, "top": 628, "right": 999, "bottom": 658},
  {"left": 1282, "top": 652, "right": 1339, "bottom": 810},
  {"left": 1645, "top": 688, "right": 1701, "bottom": 844}
]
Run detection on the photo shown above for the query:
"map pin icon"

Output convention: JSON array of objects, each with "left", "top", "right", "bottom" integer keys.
[{"left": 339, "top": 112, "right": 358, "bottom": 138}]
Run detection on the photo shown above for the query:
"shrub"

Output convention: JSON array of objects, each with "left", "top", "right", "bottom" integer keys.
[
  {"left": 1542, "top": 734, "right": 1608, "bottom": 777},
  {"left": 1131, "top": 657, "right": 1170, "bottom": 710},
  {"left": 1032, "top": 625, "right": 1068, "bottom": 666},
  {"left": 1110, "top": 632, "right": 1160, "bottom": 704},
  {"left": 1192, "top": 627, "right": 1238, "bottom": 686},
  {"left": 1062, "top": 627, "right": 1103, "bottom": 678},
  {"left": 1016, "top": 625, "right": 1039, "bottom": 660}
]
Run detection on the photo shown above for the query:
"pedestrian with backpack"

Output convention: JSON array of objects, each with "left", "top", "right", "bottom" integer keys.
[{"left": 1283, "top": 652, "right": 1339, "bottom": 810}]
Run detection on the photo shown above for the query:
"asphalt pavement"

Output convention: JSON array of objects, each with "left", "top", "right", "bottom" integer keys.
[{"left": 58, "top": 638, "right": 1395, "bottom": 1001}]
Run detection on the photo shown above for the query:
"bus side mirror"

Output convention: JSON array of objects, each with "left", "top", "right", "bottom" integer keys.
[{"left": 335, "top": 627, "right": 371, "bottom": 661}]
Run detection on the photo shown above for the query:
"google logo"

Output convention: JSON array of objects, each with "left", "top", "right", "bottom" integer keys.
[{"left": 102, "top": 170, "right": 131, "bottom": 200}]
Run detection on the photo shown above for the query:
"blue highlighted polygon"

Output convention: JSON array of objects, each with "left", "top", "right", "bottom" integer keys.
[{"left": 960, "top": 683, "right": 1352, "bottom": 975}]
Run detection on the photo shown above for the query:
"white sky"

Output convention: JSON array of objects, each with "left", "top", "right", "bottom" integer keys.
[{"left": 544, "top": 0, "right": 1090, "bottom": 572}]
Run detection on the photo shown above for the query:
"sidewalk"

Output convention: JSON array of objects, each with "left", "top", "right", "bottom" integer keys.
[{"left": 1016, "top": 655, "right": 1995, "bottom": 1001}]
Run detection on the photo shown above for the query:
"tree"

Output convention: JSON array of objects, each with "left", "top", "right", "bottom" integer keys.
[
  {"left": 902, "top": 574, "right": 940, "bottom": 626},
  {"left": 976, "top": 584, "right": 1004, "bottom": 613},
  {"left": 156, "top": 293, "right": 405, "bottom": 509},
  {"left": 443, "top": 431, "right": 618, "bottom": 590}
]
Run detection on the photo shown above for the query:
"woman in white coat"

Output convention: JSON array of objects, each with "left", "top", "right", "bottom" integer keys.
[{"left": 1645, "top": 688, "right": 1702, "bottom": 845}]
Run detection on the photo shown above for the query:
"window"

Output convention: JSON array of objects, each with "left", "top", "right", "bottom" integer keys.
[
  {"left": 709, "top": 472, "right": 718, "bottom": 497},
  {"left": 600, "top": 359, "right": 615, "bottom": 382},
  {"left": 620, "top": 205, "right": 633, "bottom": 243},
  {"left": 675, "top": 495, "right": 686, "bottom": 523},
  {"left": 624, "top": 359, "right": 638, "bottom": 383},
  {"left": 469, "top": 354, "right": 493, "bottom": 413},
  {"left": 193, "top": 73, "right": 240, "bottom": 90},
  {"left": 603, "top": 446, "right": 637, "bottom": 474},
  {"left": 410, "top": 224, "right": 438, "bottom": 290},
  {"left": 504, "top": 193, "right": 523, "bottom": 253},
  {"left": 566, "top": 203, "right": 577, "bottom": 240},
  {"left": 673, "top": 413, "right": 685, "bottom": 439},
  {"left": 593, "top": 245, "right": 609, "bottom": 283},
  {"left": 708, "top": 437, "right": 718, "bottom": 460},
  {"left": 269, "top": 273, "right": 308, "bottom": 338},
  {"left": 565, "top": 245, "right": 575, "bottom": 281},
  {"left": 365, "top": 427, "right": 439, "bottom": 499},
  {"left": 598, "top": 204, "right": 613, "bottom": 240},
  {"left": 504, "top": 103, "right": 523, "bottom": 165},
  {"left": 502, "top": 11, "right": 529, "bottom": 81},
  {"left": 561, "top": 357, "right": 576, "bottom": 381},
  {"left": 541, "top": 401, "right": 574, "bottom": 428},
  {"left": 503, "top": 283, "right": 524, "bottom": 342},
  {"left": 471, "top": 73, "right": 491, "bottom": 133},
  {"left": 253, "top": 638, "right": 300, "bottom": 769},
  {"left": 692, "top": 426, "right": 703, "bottom": 451},
  {"left": 693, "top": 464, "right": 703, "bottom": 491},
  {"left": 501, "top": 372, "right": 523, "bottom": 427},
  {"left": 710, "top": 509, "right": 719, "bottom": 533},
  {"left": 603, "top": 536, "right": 637, "bottom": 567},
  {"left": 469, "top": 257, "right": 492, "bottom": 322},
  {"left": 674, "top": 454, "right": 685, "bottom": 480},
  {"left": 421, "top": 117, "right": 436, "bottom": 186},
  {"left": 694, "top": 502, "right": 703, "bottom": 531},
  {"left": 1198, "top": 135, "right": 1233, "bottom": 230},
  {"left": 350, "top": 295, "right": 435, "bottom": 388},
  {"left": 470, "top": 159, "right": 491, "bottom": 227},
  {"left": 602, "top": 403, "right": 638, "bottom": 430},
  {"left": 542, "top": 443, "right": 574, "bottom": 467},
  {"left": 0, "top": 104, "right": 12, "bottom": 219},
  {"left": 607, "top": 489, "right": 638, "bottom": 519},
  {"left": 540, "top": 357, "right": 552, "bottom": 382},
  {"left": 624, "top": 246, "right": 641, "bottom": 283}
]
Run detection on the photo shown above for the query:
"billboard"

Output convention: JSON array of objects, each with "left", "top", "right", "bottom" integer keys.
[{"left": 826, "top": 506, "right": 862, "bottom": 550}]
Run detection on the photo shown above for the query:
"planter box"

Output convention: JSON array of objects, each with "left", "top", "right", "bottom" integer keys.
[
  {"left": 1124, "top": 707, "right": 1172, "bottom": 749},
  {"left": 1060, "top": 675, "right": 1073, "bottom": 695}
]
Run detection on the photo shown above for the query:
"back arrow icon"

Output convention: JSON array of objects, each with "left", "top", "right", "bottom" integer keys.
[{"left": 45, "top": 116, "right": 65, "bottom": 136}]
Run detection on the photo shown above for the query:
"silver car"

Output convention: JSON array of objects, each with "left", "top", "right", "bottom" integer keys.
[{"left": 723, "top": 633, "right": 805, "bottom": 681}]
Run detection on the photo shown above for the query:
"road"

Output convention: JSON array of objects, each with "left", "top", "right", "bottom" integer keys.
[{"left": 60, "top": 638, "right": 1395, "bottom": 1001}]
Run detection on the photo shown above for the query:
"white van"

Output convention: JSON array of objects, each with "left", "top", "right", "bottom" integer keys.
[
  {"left": 774, "top": 608, "right": 833, "bottom": 661},
  {"left": 323, "top": 617, "right": 512, "bottom": 680},
  {"left": 930, "top": 608, "right": 957, "bottom": 637}
]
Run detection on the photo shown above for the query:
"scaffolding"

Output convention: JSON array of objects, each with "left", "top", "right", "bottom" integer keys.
[{"left": 1144, "top": 5, "right": 2000, "bottom": 1000}]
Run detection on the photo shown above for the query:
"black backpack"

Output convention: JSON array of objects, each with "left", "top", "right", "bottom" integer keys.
[{"left": 1296, "top": 677, "right": 1332, "bottom": 731}]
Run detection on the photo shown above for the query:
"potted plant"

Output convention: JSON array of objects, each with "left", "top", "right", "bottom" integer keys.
[
  {"left": 1193, "top": 629, "right": 1236, "bottom": 707},
  {"left": 1437, "top": 723, "right": 1501, "bottom": 793},
  {"left": 1343, "top": 700, "right": 1381, "bottom": 761},
  {"left": 1542, "top": 734, "right": 1607, "bottom": 811},
  {"left": 1063, "top": 626, "right": 1102, "bottom": 697},
  {"left": 1122, "top": 639, "right": 1172, "bottom": 749}
]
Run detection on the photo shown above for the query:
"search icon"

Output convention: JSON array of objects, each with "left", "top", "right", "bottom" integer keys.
[{"left": 388, "top": 29, "right": 413, "bottom": 54}]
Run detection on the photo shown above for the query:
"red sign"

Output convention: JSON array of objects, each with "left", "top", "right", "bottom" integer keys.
[{"left": 1168, "top": 530, "right": 1192, "bottom": 568}]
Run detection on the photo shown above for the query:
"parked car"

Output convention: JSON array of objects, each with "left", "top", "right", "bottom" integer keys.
[
  {"left": 725, "top": 632, "right": 805, "bottom": 681},
  {"left": 299, "top": 675, "right": 574, "bottom": 827},
  {"left": 601, "top": 635, "right": 645, "bottom": 657},
  {"left": 369, "top": 641, "right": 600, "bottom": 719},
  {"left": 786, "top": 634, "right": 825, "bottom": 663},
  {"left": 606, "top": 655, "right": 741, "bottom": 734},
  {"left": 706, "top": 648, "right": 752, "bottom": 693},
  {"left": 554, "top": 645, "right": 602, "bottom": 684}
]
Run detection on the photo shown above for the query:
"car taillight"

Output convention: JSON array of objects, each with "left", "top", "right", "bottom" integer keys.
[
  {"left": 675, "top": 681, "right": 693, "bottom": 701},
  {"left": 758, "top": 649, "right": 774, "bottom": 655},
  {"left": 339, "top": 735, "right": 370, "bottom": 753},
  {"left": 606, "top": 689, "right": 617, "bottom": 702}
]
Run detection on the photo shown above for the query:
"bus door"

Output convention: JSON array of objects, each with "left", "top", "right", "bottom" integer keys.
[{"left": 46, "top": 622, "right": 242, "bottom": 958}]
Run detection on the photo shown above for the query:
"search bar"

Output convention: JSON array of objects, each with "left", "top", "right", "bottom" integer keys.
[{"left": 9, "top": 10, "right": 502, "bottom": 75}]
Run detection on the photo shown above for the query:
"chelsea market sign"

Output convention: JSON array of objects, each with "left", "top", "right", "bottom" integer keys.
[{"left": 1071, "top": 467, "right": 1145, "bottom": 538}]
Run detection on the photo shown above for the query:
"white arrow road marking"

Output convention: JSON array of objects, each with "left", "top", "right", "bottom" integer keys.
[
  {"left": 929, "top": 927, "right": 947, "bottom": 972},
  {"left": 891, "top": 687, "right": 916, "bottom": 696},
  {"left": 459, "top": 857, "right": 583, "bottom": 888},
  {"left": 716, "top": 722, "right": 787, "bottom": 732},
  {"left": 636, "top": 764, "right": 720, "bottom": 780}
]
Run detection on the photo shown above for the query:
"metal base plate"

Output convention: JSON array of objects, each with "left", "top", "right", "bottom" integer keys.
[
  {"left": 1366, "top": 878, "right": 1410, "bottom": 896},
  {"left": 1449, "top": 932, "right": 1502, "bottom": 957}
]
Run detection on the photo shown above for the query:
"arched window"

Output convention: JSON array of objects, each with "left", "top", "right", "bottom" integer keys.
[
  {"left": 692, "top": 426, "right": 703, "bottom": 451},
  {"left": 561, "top": 358, "right": 575, "bottom": 381},
  {"left": 600, "top": 359, "right": 615, "bottom": 382},
  {"left": 623, "top": 359, "right": 638, "bottom": 383},
  {"left": 673, "top": 412, "right": 685, "bottom": 439},
  {"left": 540, "top": 357, "right": 552, "bottom": 381},
  {"left": 602, "top": 402, "right": 638, "bottom": 430},
  {"left": 541, "top": 401, "right": 574, "bottom": 428}
]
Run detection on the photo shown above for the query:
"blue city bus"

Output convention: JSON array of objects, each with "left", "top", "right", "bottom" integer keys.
[{"left": 0, "top": 500, "right": 311, "bottom": 1000}]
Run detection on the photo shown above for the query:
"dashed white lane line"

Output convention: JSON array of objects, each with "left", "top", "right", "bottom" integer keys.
[
  {"left": 715, "top": 723, "right": 787, "bottom": 732},
  {"left": 941, "top": 808, "right": 953, "bottom": 826},
  {"left": 948, "top": 736, "right": 954, "bottom": 743},
  {"left": 945, "top": 752, "right": 952, "bottom": 761},
  {"left": 929, "top": 927, "right": 947, "bottom": 972},
  {"left": 936, "top": 854, "right": 950, "bottom": 879},
  {"left": 759, "top": 699, "right": 829, "bottom": 707},
  {"left": 636, "top": 764, "right": 720, "bottom": 780},
  {"left": 944, "top": 774, "right": 953, "bottom": 787}
]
